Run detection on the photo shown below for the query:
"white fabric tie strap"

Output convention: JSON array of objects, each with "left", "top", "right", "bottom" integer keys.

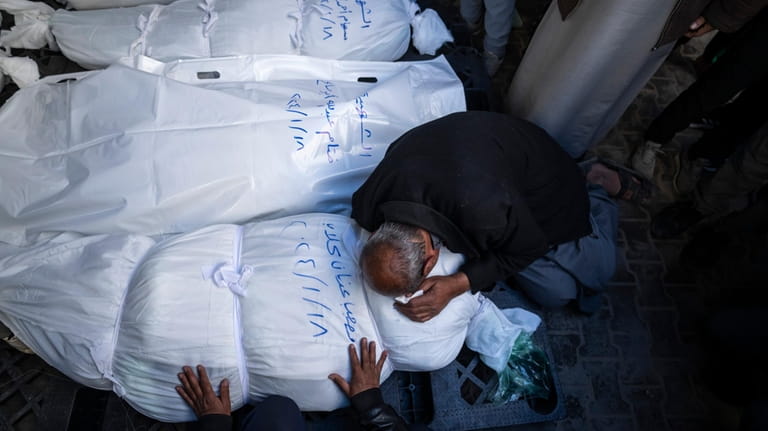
[
  {"left": 129, "top": 6, "right": 163, "bottom": 58},
  {"left": 201, "top": 226, "right": 250, "bottom": 403},
  {"left": 198, "top": 0, "right": 219, "bottom": 38},
  {"left": 205, "top": 262, "right": 254, "bottom": 297}
]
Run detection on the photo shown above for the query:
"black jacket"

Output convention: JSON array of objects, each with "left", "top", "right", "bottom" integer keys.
[
  {"left": 351, "top": 111, "right": 591, "bottom": 292},
  {"left": 194, "top": 388, "right": 408, "bottom": 431}
]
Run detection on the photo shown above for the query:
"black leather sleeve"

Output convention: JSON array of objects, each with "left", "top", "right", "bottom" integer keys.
[{"left": 351, "top": 388, "right": 410, "bottom": 431}]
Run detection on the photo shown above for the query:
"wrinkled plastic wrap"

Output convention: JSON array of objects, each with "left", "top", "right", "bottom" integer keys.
[
  {"left": 0, "top": 214, "right": 475, "bottom": 422},
  {"left": 489, "top": 332, "right": 553, "bottom": 403},
  {"left": 0, "top": 54, "right": 465, "bottom": 246}
]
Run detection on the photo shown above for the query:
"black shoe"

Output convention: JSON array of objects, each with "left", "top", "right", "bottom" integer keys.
[{"left": 651, "top": 202, "right": 706, "bottom": 239}]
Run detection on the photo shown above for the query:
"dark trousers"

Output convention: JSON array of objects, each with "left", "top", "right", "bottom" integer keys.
[
  {"left": 241, "top": 396, "right": 306, "bottom": 431},
  {"left": 689, "top": 76, "right": 768, "bottom": 165},
  {"left": 644, "top": 8, "right": 768, "bottom": 144}
]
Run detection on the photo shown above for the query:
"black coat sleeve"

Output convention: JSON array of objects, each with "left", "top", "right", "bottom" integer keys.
[
  {"left": 704, "top": 0, "right": 768, "bottom": 33},
  {"left": 351, "top": 388, "right": 410, "bottom": 431}
]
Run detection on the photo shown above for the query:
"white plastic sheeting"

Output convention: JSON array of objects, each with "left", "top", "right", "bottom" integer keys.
[
  {"left": 0, "top": 0, "right": 453, "bottom": 69},
  {"left": 0, "top": 214, "right": 477, "bottom": 421},
  {"left": 0, "top": 54, "right": 465, "bottom": 246}
]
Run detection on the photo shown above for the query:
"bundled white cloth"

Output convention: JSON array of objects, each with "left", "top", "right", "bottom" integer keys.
[
  {"left": 0, "top": 54, "right": 465, "bottom": 246},
  {"left": 0, "top": 214, "right": 481, "bottom": 422},
  {"left": 0, "top": 0, "right": 453, "bottom": 69},
  {"left": 0, "top": 50, "right": 39, "bottom": 89}
]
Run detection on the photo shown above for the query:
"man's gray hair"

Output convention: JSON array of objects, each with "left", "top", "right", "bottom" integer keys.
[{"left": 361, "top": 222, "right": 426, "bottom": 294}]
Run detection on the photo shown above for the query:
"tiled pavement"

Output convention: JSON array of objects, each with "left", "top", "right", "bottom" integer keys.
[{"left": 0, "top": 1, "right": 754, "bottom": 430}]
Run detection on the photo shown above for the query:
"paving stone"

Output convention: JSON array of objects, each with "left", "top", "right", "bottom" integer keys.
[
  {"left": 556, "top": 365, "right": 591, "bottom": 388},
  {"left": 549, "top": 334, "right": 581, "bottom": 367},
  {"left": 623, "top": 386, "right": 669, "bottom": 431},
  {"left": 640, "top": 309, "right": 685, "bottom": 358},
  {"left": 582, "top": 361, "right": 631, "bottom": 416},
  {"left": 548, "top": 334, "right": 591, "bottom": 387},
  {"left": 665, "top": 290, "right": 708, "bottom": 336},
  {"left": 666, "top": 417, "right": 721, "bottom": 431},
  {"left": 541, "top": 309, "right": 581, "bottom": 333},
  {"left": 614, "top": 334, "right": 661, "bottom": 387},
  {"left": 620, "top": 221, "right": 661, "bottom": 262},
  {"left": 554, "top": 395, "right": 589, "bottom": 431},
  {"left": 590, "top": 417, "right": 636, "bottom": 431},
  {"left": 632, "top": 264, "right": 676, "bottom": 308},
  {"left": 609, "top": 247, "right": 636, "bottom": 284},
  {"left": 653, "top": 240, "right": 696, "bottom": 284},
  {"left": 608, "top": 285, "right": 646, "bottom": 334},
  {"left": 578, "top": 309, "right": 619, "bottom": 358}
]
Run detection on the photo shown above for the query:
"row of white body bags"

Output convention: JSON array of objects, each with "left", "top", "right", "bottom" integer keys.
[
  {"left": 0, "top": 0, "right": 453, "bottom": 69},
  {"left": 0, "top": 54, "right": 465, "bottom": 246},
  {"left": 0, "top": 213, "right": 480, "bottom": 422}
]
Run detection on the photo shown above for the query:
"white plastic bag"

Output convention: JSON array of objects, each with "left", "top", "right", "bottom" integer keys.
[
  {"left": 411, "top": 8, "right": 453, "bottom": 55},
  {"left": 465, "top": 296, "right": 541, "bottom": 373},
  {"left": 0, "top": 54, "right": 465, "bottom": 246}
]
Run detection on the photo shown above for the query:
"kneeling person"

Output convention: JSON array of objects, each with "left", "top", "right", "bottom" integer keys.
[{"left": 352, "top": 111, "right": 626, "bottom": 320}]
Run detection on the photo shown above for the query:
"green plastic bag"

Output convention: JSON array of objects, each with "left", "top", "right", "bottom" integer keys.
[{"left": 489, "top": 332, "right": 552, "bottom": 403}]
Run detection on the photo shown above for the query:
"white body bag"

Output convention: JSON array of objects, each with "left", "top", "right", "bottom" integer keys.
[
  {"left": 0, "top": 54, "right": 465, "bottom": 246},
  {"left": 0, "top": 214, "right": 480, "bottom": 422}
]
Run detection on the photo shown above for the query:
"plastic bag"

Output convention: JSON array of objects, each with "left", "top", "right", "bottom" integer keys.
[
  {"left": 411, "top": 8, "right": 453, "bottom": 55},
  {"left": 489, "top": 332, "right": 552, "bottom": 403}
]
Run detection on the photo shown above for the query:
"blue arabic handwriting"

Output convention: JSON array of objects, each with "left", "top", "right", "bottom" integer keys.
[
  {"left": 287, "top": 219, "right": 362, "bottom": 342},
  {"left": 342, "top": 301, "right": 357, "bottom": 342},
  {"left": 355, "top": 0, "right": 372, "bottom": 28},
  {"left": 286, "top": 94, "right": 308, "bottom": 151},
  {"left": 355, "top": 93, "right": 374, "bottom": 156},
  {"left": 316, "top": 80, "right": 338, "bottom": 127},
  {"left": 318, "top": 0, "right": 367, "bottom": 40},
  {"left": 336, "top": 273, "right": 352, "bottom": 298},
  {"left": 310, "top": 320, "right": 329, "bottom": 337}
]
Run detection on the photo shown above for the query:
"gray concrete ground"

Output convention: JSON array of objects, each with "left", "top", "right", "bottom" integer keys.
[{"left": 0, "top": 1, "right": 759, "bottom": 430}]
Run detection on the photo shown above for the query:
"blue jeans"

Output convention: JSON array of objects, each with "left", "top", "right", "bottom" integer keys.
[
  {"left": 514, "top": 185, "right": 618, "bottom": 312},
  {"left": 459, "top": 0, "right": 518, "bottom": 57}
]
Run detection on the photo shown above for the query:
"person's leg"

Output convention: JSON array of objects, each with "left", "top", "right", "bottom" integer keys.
[
  {"left": 481, "top": 0, "right": 517, "bottom": 58},
  {"left": 644, "top": 10, "right": 768, "bottom": 145},
  {"left": 515, "top": 186, "right": 618, "bottom": 310},
  {"left": 241, "top": 396, "right": 306, "bottom": 431},
  {"left": 695, "top": 121, "right": 768, "bottom": 217},
  {"left": 514, "top": 257, "right": 578, "bottom": 308},
  {"left": 459, "top": 0, "right": 484, "bottom": 28},
  {"left": 689, "top": 75, "right": 768, "bottom": 167}
]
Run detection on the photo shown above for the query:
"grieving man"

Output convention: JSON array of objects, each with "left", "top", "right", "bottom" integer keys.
[{"left": 352, "top": 111, "right": 631, "bottom": 321}]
